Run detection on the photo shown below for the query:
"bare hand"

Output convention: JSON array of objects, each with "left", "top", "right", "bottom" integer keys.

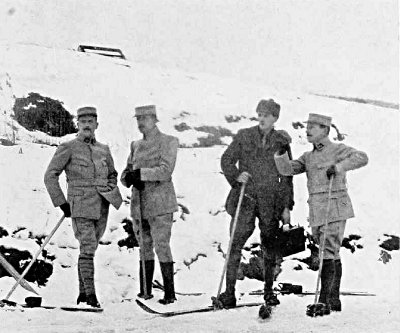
[
  {"left": 281, "top": 207, "right": 291, "bottom": 225},
  {"left": 237, "top": 172, "right": 251, "bottom": 184}
]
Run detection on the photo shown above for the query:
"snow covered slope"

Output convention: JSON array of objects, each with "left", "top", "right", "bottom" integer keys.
[{"left": 0, "top": 2, "right": 399, "bottom": 331}]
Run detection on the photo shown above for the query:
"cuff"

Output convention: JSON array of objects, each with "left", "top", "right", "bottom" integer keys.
[{"left": 274, "top": 152, "right": 293, "bottom": 176}]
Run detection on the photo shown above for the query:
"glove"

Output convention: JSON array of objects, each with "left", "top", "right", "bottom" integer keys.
[
  {"left": 60, "top": 202, "right": 71, "bottom": 217},
  {"left": 125, "top": 169, "right": 145, "bottom": 191},
  {"left": 326, "top": 165, "right": 337, "bottom": 179}
]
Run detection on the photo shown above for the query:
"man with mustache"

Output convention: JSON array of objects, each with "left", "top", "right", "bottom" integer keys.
[
  {"left": 274, "top": 113, "right": 368, "bottom": 315},
  {"left": 121, "top": 105, "right": 179, "bottom": 305},
  {"left": 44, "top": 106, "right": 122, "bottom": 308},
  {"left": 217, "top": 99, "right": 294, "bottom": 311}
]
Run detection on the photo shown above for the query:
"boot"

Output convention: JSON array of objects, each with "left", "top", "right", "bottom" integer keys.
[
  {"left": 87, "top": 294, "right": 101, "bottom": 308},
  {"left": 158, "top": 262, "right": 177, "bottom": 305},
  {"left": 264, "top": 258, "right": 280, "bottom": 306},
  {"left": 76, "top": 293, "right": 86, "bottom": 305},
  {"left": 329, "top": 259, "right": 342, "bottom": 311},
  {"left": 137, "top": 260, "right": 155, "bottom": 300},
  {"left": 215, "top": 249, "right": 242, "bottom": 308},
  {"left": 215, "top": 291, "right": 237, "bottom": 309},
  {"left": 318, "top": 259, "right": 335, "bottom": 315},
  {"left": 79, "top": 254, "right": 97, "bottom": 306},
  {"left": 77, "top": 265, "right": 86, "bottom": 305}
]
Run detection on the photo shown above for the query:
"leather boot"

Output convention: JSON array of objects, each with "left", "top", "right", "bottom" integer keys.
[
  {"left": 158, "top": 262, "right": 177, "bottom": 305},
  {"left": 318, "top": 259, "right": 335, "bottom": 315},
  {"left": 137, "top": 260, "right": 155, "bottom": 300},
  {"left": 87, "top": 294, "right": 101, "bottom": 308},
  {"left": 264, "top": 253, "right": 280, "bottom": 306},
  {"left": 77, "top": 265, "right": 86, "bottom": 305},
  {"left": 329, "top": 259, "right": 342, "bottom": 311}
]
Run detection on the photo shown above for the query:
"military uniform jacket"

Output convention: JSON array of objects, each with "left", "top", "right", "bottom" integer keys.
[
  {"left": 44, "top": 135, "right": 123, "bottom": 219},
  {"left": 221, "top": 126, "right": 294, "bottom": 217},
  {"left": 274, "top": 138, "right": 368, "bottom": 226},
  {"left": 121, "top": 127, "right": 179, "bottom": 220}
]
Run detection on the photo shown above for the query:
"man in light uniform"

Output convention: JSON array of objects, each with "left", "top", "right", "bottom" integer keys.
[
  {"left": 44, "top": 106, "right": 122, "bottom": 307},
  {"left": 121, "top": 105, "right": 179, "bottom": 305},
  {"left": 274, "top": 113, "right": 368, "bottom": 314}
]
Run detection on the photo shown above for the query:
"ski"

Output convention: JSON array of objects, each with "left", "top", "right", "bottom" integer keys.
[
  {"left": 0, "top": 300, "right": 103, "bottom": 312},
  {"left": 248, "top": 290, "right": 376, "bottom": 297},
  {"left": 135, "top": 299, "right": 264, "bottom": 317},
  {"left": 152, "top": 280, "right": 204, "bottom": 296}
]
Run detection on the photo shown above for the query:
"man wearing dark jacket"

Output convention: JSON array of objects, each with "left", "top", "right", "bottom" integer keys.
[{"left": 218, "top": 99, "right": 294, "bottom": 309}]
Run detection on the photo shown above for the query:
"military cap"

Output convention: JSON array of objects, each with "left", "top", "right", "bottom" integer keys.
[
  {"left": 304, "top": 113, "right": 332, "bottom": 127},
  {"left": 134, "top": 105, "right": 157, "bottom": 118},
  {"left": 256, "top": 99, "right": 280, "bottom": 118},
  {"left": 77, "top": 106, "right": 97, "bottom": 118}
]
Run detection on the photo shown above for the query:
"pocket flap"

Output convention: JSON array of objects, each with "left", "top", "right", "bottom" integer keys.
[{"left": 72, "top": 159, "right": 90, "bottom": 167}]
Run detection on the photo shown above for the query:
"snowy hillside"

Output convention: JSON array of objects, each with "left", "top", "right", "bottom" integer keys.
[
  {"left": 0, "top": 1, "right": 399, "bottom": 332},
  {"left": 0, "top": 40, "right": 398, "bottom": 332}
]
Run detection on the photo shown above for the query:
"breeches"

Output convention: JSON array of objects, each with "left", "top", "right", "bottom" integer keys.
[
  {"left": 72, "top": 202, "right": 109, "bottom": 256},
  {"left": 229, "top": 204, "right": 281, "bottom": 260},
  {"left": 312, "top": 220, "right": 346, "bottom": 260},
  {"left": 133, "top": 213, "right": 174, "bottom": 262}
]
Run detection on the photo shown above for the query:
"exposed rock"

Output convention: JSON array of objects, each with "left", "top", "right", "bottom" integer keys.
[
  {"left": 342, "top": 234, "right": 363, "bottom": 253},
  {"left": 0, "top": 226, "right": 9, "bottom": 238},
  {"left": 379, "top": 250, "right": 392, "bottom": 264},
  {"left": 379, "top": 234, "right": 399, "bottom": 251},
  {"left": 117, "top": 218, "right": 139, "bottom": 249},
  {"left": 0, "top": 245, "right": 53, "bottom": 286}
]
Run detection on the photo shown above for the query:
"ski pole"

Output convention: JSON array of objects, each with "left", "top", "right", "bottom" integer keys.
[
  {"left": 312, "top": 177, "right": 334, "bottom": 305},
  {"left": 216, "top": 181, "right": 247, "bottom": 300},
  {"left": 0, "top": 253, "right": 39, "bottom": 295},
  {"left": 137, "top": 189, "right": 148, "bottom": 299},
  {"left": 3, "top": 215, "right": 65, "bottom": 301}
]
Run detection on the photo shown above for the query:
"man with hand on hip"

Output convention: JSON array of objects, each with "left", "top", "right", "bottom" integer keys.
[
  {"left": 274, "top": 113, "right": 368, "bottom": 313},
  {"left": 44, "top": 106, "right": 123, "bottom": 308}
]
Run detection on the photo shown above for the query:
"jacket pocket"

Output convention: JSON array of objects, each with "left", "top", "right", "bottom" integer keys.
[
  {"left": 68, "top": 189, "right": 84, "bottom": 217},
  {"left": 70, "top": 159, "right": 90, "bottom": 177}
]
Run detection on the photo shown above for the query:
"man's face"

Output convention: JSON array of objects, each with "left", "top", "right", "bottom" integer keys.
[
  {"left": 77, "top": 115, "right": 98, "bottom": 138},
  {"left": 137, "top": 115, "right": 157, "bottom": 134},
  {"left": 306, "top": 123, "right": 328, "bottom": 143},
  {"left": 257, "top": 112, "right": 278, "bottom": 131}
]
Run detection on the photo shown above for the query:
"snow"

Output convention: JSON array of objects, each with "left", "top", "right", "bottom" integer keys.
[{"left": 0, "top": 1, "right": 399, "bottom": 332}]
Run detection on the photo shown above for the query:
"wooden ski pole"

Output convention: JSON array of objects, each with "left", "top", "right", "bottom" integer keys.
[
  {"left": 3, "top": 215, "right": 65, "bottom": 301},
  {"left": 216, "top": 181, "right": 247, "bottom": 300},
  {"left": 0, "top": 253, "right": 39, "bottom": 295},
  {"left": 137, "top": 189, "right": 149, "bottom": 299},
  {"left": 313, "top": 177, "right": 334, "bottom": 305}
]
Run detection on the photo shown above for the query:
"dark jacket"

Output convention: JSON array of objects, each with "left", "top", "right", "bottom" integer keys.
[{"left": 221, "top": 126, "right": 294, "bottom": 217}]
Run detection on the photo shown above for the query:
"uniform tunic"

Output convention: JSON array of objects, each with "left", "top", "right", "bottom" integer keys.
[
  {"left": 274, "top": 137, "right": 368, "bottom": 258},
  {"left": 44, "top": 135, "right": 122, "bottom": 254},
  {"left": 121, "top": 126, "right": 179, "bottom": 262}
]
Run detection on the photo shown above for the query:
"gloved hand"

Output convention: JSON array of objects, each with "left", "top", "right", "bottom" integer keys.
[
  {"left": 326, "top": 165, "right": 337, "bottom": 179},
  {"left": 125, "top": 169, "right": 145, "bottom": 191},
  {"left": 60, "top": 202, "right": 71, "bottom": 217}
]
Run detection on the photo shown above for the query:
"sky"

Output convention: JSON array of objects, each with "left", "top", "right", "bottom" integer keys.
[{"left": 0, "top": 0, "right": 398, "bottom": 101}]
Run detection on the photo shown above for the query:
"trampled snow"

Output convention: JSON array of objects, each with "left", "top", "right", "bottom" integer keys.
[{"left": 0, "top": 2, "right": 399, "bottom": 332}]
